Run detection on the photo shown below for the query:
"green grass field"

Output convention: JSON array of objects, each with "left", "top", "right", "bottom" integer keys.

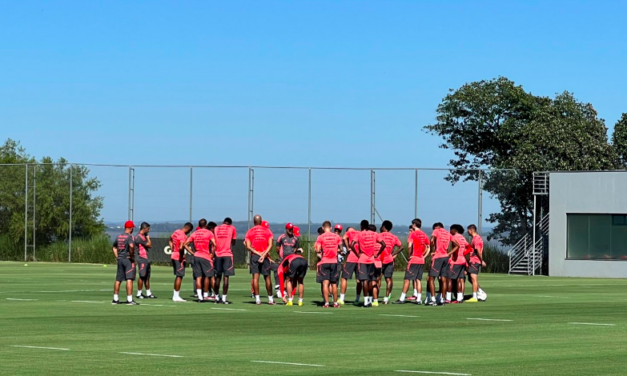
[{"left": 1, "top": 262, "right": 626, "bottom": 375}]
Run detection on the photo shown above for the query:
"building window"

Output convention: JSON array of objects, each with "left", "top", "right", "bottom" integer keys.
[{"left": 567, "top": 214, "right": 627, "bottom": 260}]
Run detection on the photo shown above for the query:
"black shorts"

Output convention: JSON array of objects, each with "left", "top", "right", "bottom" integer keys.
[
  {"left": 468, "top": 262, "right": 481, "bottom": 275},
  {"left": 138, "top": 259, "right": 151, "bottom": 279},
  {"left": 382, "top": 262, "right": 394, "bottom": 279},
  {"left": 171, "top": 259, "right": 186, "bottom": 278},
  {"left": 447, "top": 264, "right": 466, "bottom": 280},
  {"left": 374, "top": 266, "right": 382, "bottom": 279},
  {"left": 341, "top": 262, "right": 359, "bottom": 280},
  {"left": 250, "top": 255, "right": 271, "bottom": 276},
  {"left": 189, "top": 255, "right": 200, "bottom": 279},
  {"left": 317, "top": 263, "right": 339, "bottom": 283},
  {"left": 288, "top": 258, "right": 308, "bottom": 279},
  {"left": 429, "top": 257, "right": 449, "bottom": 278},
  {"left": 215, "top": 256, "right": 235, "bottom": 277},
  {"left": 116, "top": 258, "right": 136, "bottom": 282},
  {"left": 358, "top": 263, "right": 376, "bottom": 281},
  {"left": 404, "top": 263, "right": 424, "bottom": 281},
  {"left": 193, "top": 258, "right": 215, "bottom": 278}
]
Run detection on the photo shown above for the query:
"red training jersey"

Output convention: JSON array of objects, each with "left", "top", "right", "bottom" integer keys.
[
  {"left": 357, "top": 230, "right": 379, "bottom": 264},
  {"left": 316, "top": 232, "right": 342, "bottom": 264},
  {"left": 345, "top": 231, "right": 360, "bottom": 263},
  {"left": 432, "top": 228, "right": 452, "bottom": 259},
  {"left": 214, "top": 224, "right": 237, "bottom": 257},
  {"left": 451, "top": 233, "right": 469, "bottom": 265},
  {"left": 377, "top": 232, "right": 402, "bottom": 265},
  {"left": 245, "top": 225, "right": 273, "bottom": 254},
  {"left": 469, "top": 234, "right": 484, "bottom": 264},
  {"left": 187, "top": 228, "right": 215, "bottom": 260},
  {"left": 408, "top": 229, "right": 430, "bottom": 265},
  {"left": 170, "top": 229, "right": 188, "bottom": 261}
]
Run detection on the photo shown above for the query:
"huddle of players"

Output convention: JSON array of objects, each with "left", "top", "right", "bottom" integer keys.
[
  {"left": 323, "top": 218, "right": 487, "bottom": 307},
  {"left": 112, "top": 215, "right": 487, "bottom": 307}
]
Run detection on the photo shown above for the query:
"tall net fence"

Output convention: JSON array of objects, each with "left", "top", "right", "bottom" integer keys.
[{"left": 0, "top": 163, "right": 517, "bottom": 270}]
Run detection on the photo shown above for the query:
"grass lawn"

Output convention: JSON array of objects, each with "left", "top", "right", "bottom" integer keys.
[{"left": 1, "top": 261, "right": 626, "bottom": 375}]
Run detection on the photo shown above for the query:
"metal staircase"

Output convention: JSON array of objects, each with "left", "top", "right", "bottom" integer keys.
[
  {"left": 508, "top": 214, "right": 549, "bottom": 275},
  {"left": 508, "top": 171, "right": 549, "bottom": 275}
]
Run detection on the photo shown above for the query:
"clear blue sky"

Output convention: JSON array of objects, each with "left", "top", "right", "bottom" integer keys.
[{"left": 1, "top": 1, "right": 626, "bottom": 226}]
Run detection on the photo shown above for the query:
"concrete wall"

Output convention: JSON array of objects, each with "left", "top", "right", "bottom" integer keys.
[{"left": 549, "top": 171, "right": 627, "bottom": 277}]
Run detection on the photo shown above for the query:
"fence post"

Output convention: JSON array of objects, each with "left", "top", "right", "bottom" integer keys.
[
  {"left": 69, "top": 164, "right": 73, "bottom": 263},
  {"left": 478, "top": 170, "right": 483, "bottom": 235},
  {"left": 532, "top": 195, "right": 536, "bottom": 276},
  {"left": 24, "top": 164, "right": 28, "bottom": 262},
  {"left": 128, "top": 166, "right": 135, "bottom": 221},
  {"left": 370, "top": 170, "right": 375, "bottom": 224},
  {"left": 189, "top": 167, "right": 193, "bottom": 223},
  {"left": 414, "top": 169, "right": 418, "bottom": 219},
  {"left": 308, "top": 168, "right": 312, "bottom": 265}
]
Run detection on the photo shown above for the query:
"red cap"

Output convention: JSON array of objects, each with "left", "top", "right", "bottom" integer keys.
[
  {"left": 285, "top": 223, "right": 294, "bottom": 230},
  {"left": 294, "top": 226, "right": 301, "bottom": 236},
  {"left": 124, "top": 221, "right": 135, "bottom": 229},
  {"left": 261, "top": 221, "right": 269, "bottom": 228},
  {"left": 334, "top": 224, "right": 343, "bottom": 231}
]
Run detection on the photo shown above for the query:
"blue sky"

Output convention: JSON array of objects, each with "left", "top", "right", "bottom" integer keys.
[{"left": 1, "top": 1, "right": 626, "bottom": 225}]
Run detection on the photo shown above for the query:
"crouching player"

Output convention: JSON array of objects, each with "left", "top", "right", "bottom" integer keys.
[
  {"left": 278, "top": 252, "right": 308, "bottom": 306},
  {"left": 394, "top": 219, "right": 430, "bottom": 305},
  {"left": 315, "top": 221, "right": 343, "bottom": 308},
  {"left": 447, "top": 224, "right": 468, "bottom": 304}
]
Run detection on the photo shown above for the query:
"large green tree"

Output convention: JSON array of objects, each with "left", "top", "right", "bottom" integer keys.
[
  {"left": 611, "top": 113, "right": 627, "bottom": 167},
  {"left": 0, "top": 139, "right": 104, "bottom": 258},
  {"left": 425, "top": 77, "right": 619, "bottom": 246}
]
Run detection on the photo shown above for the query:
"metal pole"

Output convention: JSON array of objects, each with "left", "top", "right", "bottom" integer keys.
[
  {"left": 189, "top": 167, "right": 193, "bottom": 223},
  {"left": 308, "top": 168, "right": 312, "bottom": 265},
  {"left": 370, "top": 170, "right": 375, "bottom": 224},
  {"left": 532, "top": 195, "right": 536, "bottom": 276},
  {"left": 478, "top": 170, "right": 483, "bottom": 235},
  {"left": 32, "top": 165, "right": 36, "bottom": 260},
  {"left": 414, "top": 169, "right": 418, "bottom": 219},
  {"left": 247, "top": 167, "right": 252, "bottom": 230},
  {"left": 24, "top": 164, "right": 28, "bottom": 262},
  {"left": 69, "top": 164, "right": 73, "bottom": 263},
  {"left": 128, "top": 166, "right": 132, "bottom": 220},
  {"left": 251, "top": 169, "right": 255, "bottom": 223}
]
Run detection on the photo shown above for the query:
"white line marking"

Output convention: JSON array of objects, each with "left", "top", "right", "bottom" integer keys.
[
  {"left": 294, "top": 311, "right": 333, "bottom": 315},
  {"left": 379, "top": 314, "right": 419, "bottom": 318},
  {"left": 6, "top": 298, "right": 38, "bottom": 301},
  {"left": 466, "top": 318, "right": 513, "bottom": 322},
  {"left": 252, "top": 360, "right": 324, "bottom": 367},
  {"left": 11, "top": 345, "right": 69, "bottom": 351},
  {"left": 120, "top": 352, "right": 183, "bottom": 358},
  {"left": 141, "top": 304, "right": 165, "bottom": 307},
  {"left": 568, "top": 322, "right": 616, "bottom": 326},
  {"left": 71, "top": 300, "right": 104, "bottom": 304},
  {"left": 211, "top": 308, "right": 247, "bottom": 311},
  {"left": 396, "top": 370, "right": 471, "bottom": 375}
]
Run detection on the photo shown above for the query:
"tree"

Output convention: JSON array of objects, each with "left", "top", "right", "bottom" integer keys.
[
  {"left": 0, "top": 139, "right": 104, "bottom": 258},
  {"left": 425, "top": 78, "right": 619, "bottom": 246},
  {"left": 611, "top": 113, "right": 627, "bottom": 167}
]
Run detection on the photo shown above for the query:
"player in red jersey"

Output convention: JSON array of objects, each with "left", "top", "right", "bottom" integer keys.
[
  {"left": 315, "top": 221, "right": 343, "bottom": 308},
  {"left": 278, "top": 252, "right": 308, "bottom": 306},
  {"left": 352, "top": 220, "right": 386, "bottom": 308},
  {"left": 447, "top": 224, "right": 469, "bottom": 304},
  {"left": 245, "top": 215, "right": 275, "bottom": 305},
  {"left": 429, "top": 222, "right": 451, "bottom": 305},
  {"left": 184, "top": 219, "right": 217, "bottom": 302},
  {"left": 169, "top": 222, "right": 194, "bottom": 302},
  {"left": 375, "top": 221, "right": 402, "bottom": 304},
  {"left": 213, "top": 218, "right": 237, "bottom": 304},
  {"left": 393, "top": 219, "right": 431, "bottom": 305},
  {"left": 135, "top": 222, "right": 155, "bottom": 300},
  {"left": 339, "top": 227, "right": 361, "bottom": 305},
  {"left": 112, "top": 221, "right": 138, "bottom": 305},
  {"left": 466, "top": 224, "right": 486, "bottom": 303}
]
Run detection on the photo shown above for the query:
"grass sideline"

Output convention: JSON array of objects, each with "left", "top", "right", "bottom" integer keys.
[{"left": 1, "top": 262, "right": 626, "bottom": 376}]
